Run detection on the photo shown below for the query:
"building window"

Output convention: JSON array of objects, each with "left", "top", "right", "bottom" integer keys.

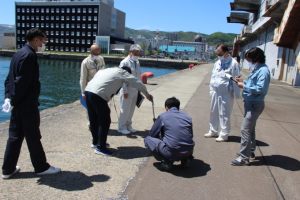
[
  {"left": 61, "top": 16, "right": 64, "bottom": 21},
  {"left": 93, "top": 24, "right": 97, "bottom": 29},
  {"left": 94, "top": 8, "right": 98, "bottom": 13},
  {"left": 26, "top": 16, "right": 30, "bottom": 20},
  {"left": 66, "top": 24, "right": 70, "bottom": 28},
  {"left": 88, "top": 8, "right": 92, "bottom": 13},
  {"left": 26, "top": 8, "right": 30, "bottom": 13},
  {"left": 76, "top": 32, "right": 80, "bottom": 36},
  {"left": 65, "top": 47, "right": 69, "bottom": 51},
  {"left": 17, "top": 22, "right": 20, "bottom": 27},
  {"left": 31, "top": 16, "right": 34, "bottom": 20},
  {"left": 51, "top": 8, "right": 54, "bottom": 13},
  {"left": 77, "top": 8, "right": 81, "bottom": 13},
  {"left": 82, "top": 24, "right": 86, "bottom": 29},
  {"left": 46, "top": 16, "right": 49, "bottom": 20},
  {"left": 88, "top": 16, "right": 92, "bottom": 21},
  {"left": 94, "top": 16, "right": 97, "bottom": 21},
  {"left": 66, "top": 8, "right": 70, "bottom": 13},
  {"left": 76, "top": 47, "right": 79, "bottom": 52},
  {"left": 87, "top": 32, "right": 91, "bottom": 36},
  {"left": 88, "top": 24, "right": 91, "bottom": 29},
  {"left": 56, "top": 31, "right": 59, "bottom": 36},
  {"left": 60, "top": 46, "right": 64, "bottom": 51},
  {"left": 77, "top": 24, "right": 80, "bottom": 28},
  {"left": 22, "top": 16, "right": 25, "bottom": 20},
  {"left": 17, "top": 8, "right": 20, "bottom": 13},
  {"left": 82, "top": 39, "right": 85, "bottom": 44},
  {"left": 55, "top": 23, "right": 59, "bottom": 28},
  {"left": 82, "top": 32, "right": 86, "bottom": 36},
  {"left": 72, "top": 16, "right": 75, "bottom": 21},
  {"left": 50, "top": 31, "right": 54, "bottom": 35},
  {"left": 22, "top": 8, "right": 25, "bottom": 13},
  {"left": 83, "top": 8, "right": 86, "bottom": 13},
  {"left": 60, "top": 39, "right": 64, "bottom": 43},
  {"left": 31, "top": 23, "right": 34, "bottom": 28},
  {"left": 66, "top": 16, "right": 70, "bottom": 21},
  {"left": 93, "top": 32, "right": 96, "bottom": 36},
  {"left": 77, "top": 16, "right": 81, "bottom": 21},
  {"left": 71, "top": 24, "right": 75, "bottom": 28},
  {"left": 66, "top": 39, "right": 69, "bottom": 43},
  {"left": 31, "top": 8, "right": 35, "bottom": 13},
  {"left": 71, "top": 47, "right": 74, "bottom": 52},
  {"left": 55, "top": 38, "right": 59, "bottom": 43},
  {"left": 82, "top": 16, "right": 86, "bottom": 21},
  {"left": 76, "top": 39, "right": 80, "bottom": 44},
  {"left": 61, "top": 8, "right": 65, "bottom": 13},
  {"left": 56, "top": 16, "right": 59, "bottom": 20},
  {"left": 71, "top": 39, "right": 74, "bottom": 44},
  {"left": 36, "top": 16, "right": 40, "bottom": 20},
  {"left": 66, "top": 31, "right": 69, "bottom": 36},
  {"left": 51, "top": 23, "right": 54, "bottom": 28},
  {"left": 87, "top": 39, "right": 91, "bottom": 44},
  {"left": 61, "top": 24, "right": 64, "bottom": 28},
  {"left": 51, "top": 16, "right": 54, "bottom": 20},
  {"left": 71, "top": 31, "right": 74, "bottom": 36},
  {"left": 41, "top": 16, "right": 44, "bottom": 20},
  {"left": 72, "top": 8, "right": 75, "bottom": 13},
  {"left": 17, "top": 16, "right": 20, "bottom": 20},
  {"left": 56, "top": 8, "right": 59, "bottom": 13}
]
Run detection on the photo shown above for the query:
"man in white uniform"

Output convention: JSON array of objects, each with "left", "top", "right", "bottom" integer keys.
[
  {"left": 118, "top": 44, "right": 143, "bottom": 134},
  {"left": 204, "top": 44, "right": 240, "bottom": 142}
]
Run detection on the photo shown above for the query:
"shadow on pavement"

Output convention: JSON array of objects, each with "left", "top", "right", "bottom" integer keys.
[
  {"left": 109, "top": 130, "right": 149, "bottom": 138},
  {"left": 251, "top": 155, "right": 300, "bottom": 171},
  {"left": 227, "top": 135, "right": 269, "bottom": 146},
  {"left": 36, "top": 171, "right": 110, "bottom": 191},
  {"left": 112, "top": 146, "right": 151, "bottom": 159},
  {"left": 153, "top": 159, "right": 211, "bottom": 178}
]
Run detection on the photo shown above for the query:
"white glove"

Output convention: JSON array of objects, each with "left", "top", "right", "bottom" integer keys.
[{"left": 2, "top": 98, "right": 13, "bottom": 113}]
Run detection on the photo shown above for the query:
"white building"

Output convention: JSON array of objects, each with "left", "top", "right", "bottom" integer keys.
[{"left": 228, "top": 0, "right": 300, "bottom": 86}]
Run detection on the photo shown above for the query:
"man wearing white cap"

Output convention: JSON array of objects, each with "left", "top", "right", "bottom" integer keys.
[{"left": 118, "top": 44, "right": 143, "bottom": 134}]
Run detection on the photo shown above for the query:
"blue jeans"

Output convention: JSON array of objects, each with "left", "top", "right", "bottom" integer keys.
[{"left": 239, "top": 101, "right": 265, "bottom": 159}]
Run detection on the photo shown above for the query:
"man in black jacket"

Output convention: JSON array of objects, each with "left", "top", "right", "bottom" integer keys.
[{"left": 1, "top": 28, "right": 61, "bottom": 179}]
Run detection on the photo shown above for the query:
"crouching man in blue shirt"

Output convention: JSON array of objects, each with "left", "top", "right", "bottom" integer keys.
[{"left": 144, "top": 97, "right": 194, "bottom": 171}]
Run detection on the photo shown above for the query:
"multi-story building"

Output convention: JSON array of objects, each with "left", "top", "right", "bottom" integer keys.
[
  {"left": 228, "top": 0, "right": 300, "bottom": 86},
  {"left": 172, "top": 40, "right": 208, "bottom": 60},
  {"left": 15, "top": 0, "right": 125, "bottom": 53}
]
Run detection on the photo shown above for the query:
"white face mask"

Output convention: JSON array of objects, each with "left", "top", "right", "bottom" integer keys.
[
  {"left": 37, "top": 43, "right": 46, "bottom": 52},
  {"left": 131, "top": 56, "right": 138, "bottom": 61},
  {"left": 248, "top": 62, "right": 256, "bottom": 72},
  {"left": 92, "top": 55, "right": 98, "bottom": 60}
]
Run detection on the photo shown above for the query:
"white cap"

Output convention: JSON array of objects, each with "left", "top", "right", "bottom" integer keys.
[{"left": 130, "top": 44, "right": 142, "bottom": 52}]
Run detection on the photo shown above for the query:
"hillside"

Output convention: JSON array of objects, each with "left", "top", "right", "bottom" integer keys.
[{"left": 125, "top": 27, "right": 237, "bottom": 46}]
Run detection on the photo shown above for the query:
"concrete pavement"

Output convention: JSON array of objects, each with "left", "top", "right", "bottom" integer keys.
[{"left": 0, "top": 64, "right": 299, "bottom": 200}]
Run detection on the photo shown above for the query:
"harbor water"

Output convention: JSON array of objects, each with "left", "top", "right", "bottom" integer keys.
[{"left": 0, "top": 56, "right": 177, "bottom": 122}]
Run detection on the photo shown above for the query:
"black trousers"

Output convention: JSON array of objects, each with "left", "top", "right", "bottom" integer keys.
[
  {"left": 2, "top": 106, "right": 50, "bottom": 175},
  {"left": 85, "top": 91, "right": 111, "bottom": 150}
]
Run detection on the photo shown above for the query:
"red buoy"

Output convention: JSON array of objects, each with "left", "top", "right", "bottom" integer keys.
[{"left": 141, "top": 72, "right": 154, "bottom": 84}]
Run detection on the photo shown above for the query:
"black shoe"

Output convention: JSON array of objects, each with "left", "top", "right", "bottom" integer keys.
[
  {"left": 250, "top": 152, "right": 255, "bottom": 160},
  {"left": 231, "top": 158, "right": 249, "bottom": 166},
  {"left": 180, "top": 155, "right": 194, "bottom": 168},
  {"left": 158, "top": 160, "right": 173, "bottom": 171}
]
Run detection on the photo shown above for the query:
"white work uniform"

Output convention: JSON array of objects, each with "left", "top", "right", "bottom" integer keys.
[
  {"left": 118, "top": 55, "right": 142, "bottom": 130},
  {"left": 209, "top": 57, "right": 240, "bottom": 138},
  {"left": 80, "top": 55, "right": 105, "bottom": 95}
]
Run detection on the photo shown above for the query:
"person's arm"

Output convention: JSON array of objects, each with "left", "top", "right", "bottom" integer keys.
[
  {"left": 243, "top": 69, "right": 270, "bottom": 95},
  {"left": 13, "top": 55, "right": 34, "bottom": 105},
  {"left": 149, "top": 116, "right": 163, "bottom": 138},
  {"left": 79, "top": 60, "right": 88, "bottom": 96},
  {"left": 100, "top": 56, "right": 105, "bottom": 69}
]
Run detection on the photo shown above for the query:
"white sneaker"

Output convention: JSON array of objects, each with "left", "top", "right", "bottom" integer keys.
[
  {"left": 118, "top": 129, "right": 130, "bottom": 135},
  {"left": 36, "top": 166, "right": 61, "bottom": 175},
  {"left": 216, "top": 136, "right": 228, "bottom": 142},
  {"left": 128, "top": 127, "right": 137, "bottom": 133},
  {"left": 90, "top": 144, "right": 97, "bottom": 149},
  {"left": 2, "top": 166, "right": 20, "bottom": 179},
  {"left": 204, "top": 132, "right": 218, "bottom": 138}
]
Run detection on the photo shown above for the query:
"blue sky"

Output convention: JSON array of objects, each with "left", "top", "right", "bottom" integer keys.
[{"left": 0, "top": 0, "right": 242, "bottom": 34}]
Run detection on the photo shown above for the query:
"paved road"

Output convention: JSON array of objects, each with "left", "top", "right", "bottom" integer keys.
[{"left": 125, "top": 65, "right": 300, "bottom": 200}]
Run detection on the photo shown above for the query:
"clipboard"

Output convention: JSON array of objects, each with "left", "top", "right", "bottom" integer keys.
[{"left": 136, "top": 92, "right": 145, "bottom": 108}]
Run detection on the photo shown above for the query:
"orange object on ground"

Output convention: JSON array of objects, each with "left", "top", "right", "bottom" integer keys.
[{"left": 141, "top": 72, "right": 154, "bottom": 84}]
